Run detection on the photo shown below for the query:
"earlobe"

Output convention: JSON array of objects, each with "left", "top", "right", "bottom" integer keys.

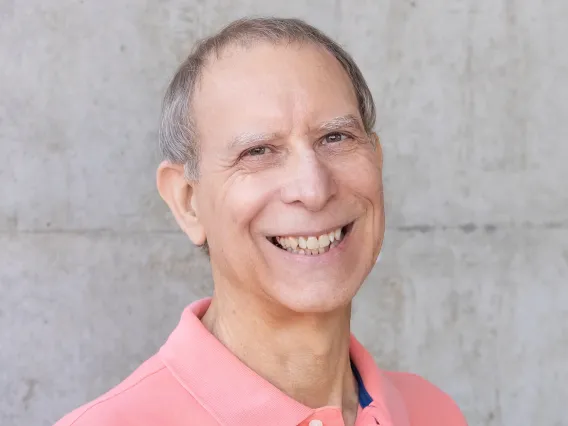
[{"left": 156, "top": 161, "right": 207, "bottom": 245}]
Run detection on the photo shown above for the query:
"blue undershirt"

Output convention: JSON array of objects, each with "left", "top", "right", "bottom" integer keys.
[{"left": 350, "top": 360, "right": 373, "bottom": 408}]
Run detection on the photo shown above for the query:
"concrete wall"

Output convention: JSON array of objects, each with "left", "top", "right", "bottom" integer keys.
[{"left": 1, "top": 1, "right": 566, "bottom": 425}]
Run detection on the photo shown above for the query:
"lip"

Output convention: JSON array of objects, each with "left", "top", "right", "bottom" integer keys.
[
  {"left": 264, "top": 220, "right": 355, "bottom": 239},
  {"left": 263, "top": 220, "right": 355, "bottom": 263}
]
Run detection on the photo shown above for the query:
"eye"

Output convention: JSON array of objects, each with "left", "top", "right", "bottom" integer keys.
[
  {"left": 245, "top": 146, "right": 270, "bottom": 156},
  {"left": 323, "top": 132, "right": 347, "bottom": 144}
]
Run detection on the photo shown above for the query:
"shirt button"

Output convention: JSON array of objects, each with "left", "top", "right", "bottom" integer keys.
[{"left": 309, "top": 420, "right": 323, "bottom": 426}]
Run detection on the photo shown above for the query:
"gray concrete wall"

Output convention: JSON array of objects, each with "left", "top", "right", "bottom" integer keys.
[{"left": 1, "top": 1, "right": 566, "bottom": 425}]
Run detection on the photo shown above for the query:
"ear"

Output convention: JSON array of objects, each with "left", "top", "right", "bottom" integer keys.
[
  {"left": 371, "top": 132, "right": 383, "bottom": 168},
  {"left": 156, "top": 161, "right": 206, "bottom": 245}
]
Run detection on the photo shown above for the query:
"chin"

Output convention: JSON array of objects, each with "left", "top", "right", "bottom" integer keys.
[{"left": 268, "top": 279, "right": 362, "bottom": 314}]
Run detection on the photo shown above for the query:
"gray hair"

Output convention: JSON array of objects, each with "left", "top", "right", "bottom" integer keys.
[{"left": 158, "top": 17, "right": 377, "bottom": 181}]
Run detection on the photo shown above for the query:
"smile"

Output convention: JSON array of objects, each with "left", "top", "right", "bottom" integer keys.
[{"left": 268, "top": 222, "right": 354, "bottom": 256}]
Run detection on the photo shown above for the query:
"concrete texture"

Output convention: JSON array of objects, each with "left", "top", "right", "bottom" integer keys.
[{"left": 1, "top": 1, "right": 566, "bottom": 425}]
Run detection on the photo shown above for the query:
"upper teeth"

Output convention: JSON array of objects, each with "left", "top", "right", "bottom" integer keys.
[{"left": 276, "top": 227, "right": 343, "bottom": 250}]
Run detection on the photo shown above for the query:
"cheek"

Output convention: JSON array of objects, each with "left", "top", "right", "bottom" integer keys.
[
  {"left": 215, "top": 175, "right": 277, "bottom": 236},
  {"left": 335, "top": 151, "right": 383, "bottom": 200}
]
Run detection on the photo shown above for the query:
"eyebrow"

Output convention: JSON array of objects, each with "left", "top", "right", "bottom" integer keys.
[
  {"left": 317, "top": 114, "right": 364, "bottom": 133},
  {"left": 228, "top": 131, "right": 280, "bottom": 150},
  {"left": 227, "top": 114, "right": 364, "bottom": 150}
]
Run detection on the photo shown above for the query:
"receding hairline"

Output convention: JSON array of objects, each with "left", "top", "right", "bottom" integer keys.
[{"left": 190, "top": 37, "right": 355, "bottom": 105}]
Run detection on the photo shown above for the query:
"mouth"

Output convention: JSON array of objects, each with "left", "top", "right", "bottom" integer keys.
[{"left": 267, "top": 222, "right": 354, "bottom": 256}]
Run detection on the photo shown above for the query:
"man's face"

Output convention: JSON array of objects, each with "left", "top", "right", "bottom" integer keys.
[{"left": 191, "top": 42, "right": 384, "bottom": 313}]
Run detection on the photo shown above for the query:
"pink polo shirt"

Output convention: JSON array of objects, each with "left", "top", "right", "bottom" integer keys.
[{"left": 54, "top": 298, "right": 467, "bottom": 426}]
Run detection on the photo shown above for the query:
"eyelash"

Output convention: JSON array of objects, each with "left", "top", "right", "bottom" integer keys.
[{"left": 245, "top": 146, "right": 271, "bottom": 156}]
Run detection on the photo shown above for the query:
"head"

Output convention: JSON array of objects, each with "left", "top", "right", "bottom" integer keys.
[{"left": 157, "top": 17, "right": 384, "bottom": 314}]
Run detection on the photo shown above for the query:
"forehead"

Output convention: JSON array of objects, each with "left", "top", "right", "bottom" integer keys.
[{"left": 192, "top": 41, "right": 360, "bottom": 144}]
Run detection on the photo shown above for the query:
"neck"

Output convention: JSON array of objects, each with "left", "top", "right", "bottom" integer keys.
[{"left": 201, "top": 289, "right": 359, "bottom": 423}]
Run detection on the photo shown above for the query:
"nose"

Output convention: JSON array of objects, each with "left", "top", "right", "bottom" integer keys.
[{"left": 280, "top": 149, "right": 337, "bottom": 211}]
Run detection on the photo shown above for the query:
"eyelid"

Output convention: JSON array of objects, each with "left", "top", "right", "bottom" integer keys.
[
  {"left": 240, "top": 144, "right": 273, "bottom": 159},
  {"left": 321, "top": 131, "right": 352, "bottom": 143}
]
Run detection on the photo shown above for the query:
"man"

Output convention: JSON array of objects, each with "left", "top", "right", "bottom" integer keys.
[{"left": 55, "top": 17, "right": 467, "bottom": 426}]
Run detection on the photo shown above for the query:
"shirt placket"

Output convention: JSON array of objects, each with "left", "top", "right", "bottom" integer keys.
[
  {"left": 298, "top": 405, "right": 389, "bottom": 426},
  {"left": 354, "top": 404, "right": 396, "bottom": 426}
]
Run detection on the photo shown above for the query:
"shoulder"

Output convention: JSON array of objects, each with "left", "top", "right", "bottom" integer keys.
[
  {"left": 384, "top": 371, "right": 468, "bottom": 426},
  {"left": 53, "top": 355, "right": 191, "bottom": 426}
]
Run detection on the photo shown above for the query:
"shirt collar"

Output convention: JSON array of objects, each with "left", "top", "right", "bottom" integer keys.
[
  {"left": 159, "top": 298, "right": 408, "bottom": 426},
  {"left": 349, "top": 334, "right": 409, "bottom": 425}
]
